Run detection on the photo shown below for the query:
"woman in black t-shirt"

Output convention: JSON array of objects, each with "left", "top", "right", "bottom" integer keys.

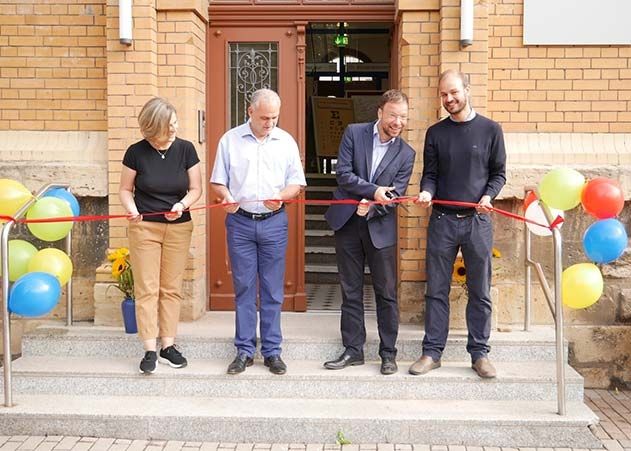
[{"left": 119, "top": 97, "right": 202, "bottom": 374}]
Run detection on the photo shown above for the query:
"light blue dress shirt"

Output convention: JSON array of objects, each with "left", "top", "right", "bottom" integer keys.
[
  {"left": 210, "top": 121, "right": 307, "bottom": 213},
  {"left": 370, "top": 122, "right": 396, "bottom": 182}
]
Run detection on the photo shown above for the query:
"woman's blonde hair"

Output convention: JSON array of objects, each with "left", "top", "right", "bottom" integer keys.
[{"left": 138, "top": 97, "right": 176, "bottom": 140}]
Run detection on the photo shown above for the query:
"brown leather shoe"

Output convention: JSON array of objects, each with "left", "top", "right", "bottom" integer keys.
[
  {"left": 408, "top": 355, "right": 441, "bottom": 375},
  {"left": 472, "top": 357, "right": 497, "bottom": 378}
]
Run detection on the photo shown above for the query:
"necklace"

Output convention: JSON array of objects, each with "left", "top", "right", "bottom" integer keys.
[{"left": 148, "top": 139, "right": 170, "bottom": 159}]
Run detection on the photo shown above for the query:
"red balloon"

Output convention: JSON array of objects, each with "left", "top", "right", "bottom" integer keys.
[
  {"left": 523, "top": 190, "right": 538, "bottom": 212},
  {"left": 581, "top": 177, "right": 624, "bottom": 219}
]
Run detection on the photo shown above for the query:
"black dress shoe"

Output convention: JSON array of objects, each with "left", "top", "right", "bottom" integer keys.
[
  {"left": 380, "top": 357, "right": 398, "bottom": 375},
  {"left": 323, "top": 351, "right": 364, "bottom": 370},
  {"left": 227, "top": 353, "right": 253, "bottom": 375},
  {"left": 264, "top": 355, "right": 287, "bottom": 375}
]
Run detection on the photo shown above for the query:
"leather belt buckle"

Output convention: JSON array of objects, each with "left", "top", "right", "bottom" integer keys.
[{"left": 456, "top": 212, "right": 472, "bottom": 218}]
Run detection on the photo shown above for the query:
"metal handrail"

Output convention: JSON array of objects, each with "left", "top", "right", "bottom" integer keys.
[
  {"left": 2, "top": 183, "right": 73, "bottom": 407},
  {"left": 523, "top": 190, "right": 566, "bottom": 416}
]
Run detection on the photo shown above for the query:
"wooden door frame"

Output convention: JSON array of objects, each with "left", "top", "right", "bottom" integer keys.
[{"left": 205, "top": 3, "right": 398, "bottom": 312}]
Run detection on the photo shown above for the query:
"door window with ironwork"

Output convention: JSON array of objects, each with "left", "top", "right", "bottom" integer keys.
[{"left": 229, "top": 43, "right": 278, "bottom": 127}]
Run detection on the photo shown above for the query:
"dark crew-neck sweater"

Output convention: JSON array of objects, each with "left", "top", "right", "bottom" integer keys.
[{"left": 420, "top": 114, "right": 506, "bottom": 211}]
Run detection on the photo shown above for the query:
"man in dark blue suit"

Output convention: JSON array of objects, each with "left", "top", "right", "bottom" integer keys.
[{"left": 323, "top": 90, "right": 416, "bottom": 375}]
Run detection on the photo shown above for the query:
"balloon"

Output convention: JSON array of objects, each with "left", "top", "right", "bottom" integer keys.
[
  {"left": 525, "top": 200, "right": 564, "bottom": 237},
  {"left": 1, "top": 240, "right": 38, "bottom": 282},
  {"left": 582, "top": 219, "right": 628, "bottom": 264},
  {"left": 538, "top": 168, "right": 586, "bottom": 211},
  {"left": 562, "top": 263, "right": 603, "bottom": 309},
  {"left": 523, "top": 190, "right": 538, "bottom": 211},
  {"left": 44, "top": 188, "right": 80, "bottom": 217},
  {"left": 27, "top": 248, "right": 73, "bottom": 286},
  {"left": 26, "top": 197, "right": 73, "bottom": 242},
  {"left": 8, "top": 272, "right": 61, "bottom": 317},
  {"left": 581, "top": 177, "right": 624, "bottom": 219},
  {"left": 0, "top": 179, "right": 32, "bottom": 217}
]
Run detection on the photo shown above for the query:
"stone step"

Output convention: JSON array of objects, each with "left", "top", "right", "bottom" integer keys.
[
  {"left": 305, "top": 229, "right": 334, "bottom": 237},
  {"left": 22, "top": 314, "right": 566, "bottom": 363},
  {"left": 3, "top": 357, "right": 585, "bottom": 402},
  {"left": 305, "top": 229, "right": 335, "bottom": 247},
  {"left": 305, "top": 263, "right": 370, "bottom": 274},
  {"left": 305, "top": 173, "right": 337, "bottom": 187},
  {"left": 305, "top": 204, "right": 328, "bottom": 215},
  {"left": 305, "top": 245, "right": 335, "bottom": 254},
  {"left": 305, "top": 214, "right": 329, "bottom": 230},
  {"left": 305, "top": 249, "right": 338, "bottom": 265},
  {"left": 0, "top": 394, "right": 600, "bottom": 447}
]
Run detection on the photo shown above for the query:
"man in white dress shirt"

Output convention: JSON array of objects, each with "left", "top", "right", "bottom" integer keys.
[{"left": 211, "top": 89, "right": 306, "bottom": 376}]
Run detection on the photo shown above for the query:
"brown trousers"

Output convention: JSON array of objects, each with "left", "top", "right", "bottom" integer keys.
[{"left": 128, "top": 220, "right": 193, "bottom": 340}]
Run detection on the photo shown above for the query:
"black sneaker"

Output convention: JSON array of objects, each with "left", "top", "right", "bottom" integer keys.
[
  {"left": 159, "top": 345, "right": 188, "bottom": 368},
  {"left": 139, "top": 351, "right": 157, "bottom": 374}
]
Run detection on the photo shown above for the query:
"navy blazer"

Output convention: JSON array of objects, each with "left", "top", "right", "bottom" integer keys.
[{"left": 325, "top": 122, "right": 416, "bottom": 249}]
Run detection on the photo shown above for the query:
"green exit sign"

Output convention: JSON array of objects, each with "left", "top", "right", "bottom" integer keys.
[{"left": 334, "top": 34, "right": 348, "bottom": 47}]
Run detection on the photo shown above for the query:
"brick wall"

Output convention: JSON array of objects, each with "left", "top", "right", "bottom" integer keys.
[
  {"left": 106, "top": 0, "right": 159, "bottom": 251},
  {"left": 102, "top": 0, "right": 208, "bottom": 322},
  {"left": 0, "top": 1, "right": 107, "bottom": 131},
  {"left": 488, "top": 0, "right": 631, "bottom": 133},
  {"left": 398, "top": 9, "right": 441, "bottom": 295}
]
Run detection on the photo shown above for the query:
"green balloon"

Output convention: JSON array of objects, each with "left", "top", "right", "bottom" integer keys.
[
  {"left": 26, "top": 197, "right": 73, "bottom": 242},
  {"left": 2, "top": 240, "right": 38, "bottom": 282},
  {"left": 538, "top": 168, "right": 585, "bottom": 211}
]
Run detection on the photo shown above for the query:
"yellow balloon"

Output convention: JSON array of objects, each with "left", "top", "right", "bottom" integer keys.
[
  {"left": 26, "top": 197, "right": 73, "bottom": 242},
  {"left": 0, "top": 179, "right": 32, "bottom": 217},
  {"left": 538, "top": 168, "right": 585, "bottom": 211},
  {"left": 27, "top": 248, "right": 73, "bottom": 287},
  {"left": 562, "top": 263, "right": 603, "bottom": 309}
]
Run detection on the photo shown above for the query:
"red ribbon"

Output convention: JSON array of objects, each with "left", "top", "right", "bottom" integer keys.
[{"left": 0, "top": 196, "right": 563, "bottom": 231}]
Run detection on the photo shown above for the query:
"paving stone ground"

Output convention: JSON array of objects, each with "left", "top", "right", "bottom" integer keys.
[{"left": 1, "top": 389, "right": 629, "bottom": 451}]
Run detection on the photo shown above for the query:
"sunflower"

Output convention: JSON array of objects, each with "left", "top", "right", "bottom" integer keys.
[
  {"left": 452, "top": 256, "right": 466, "bottom": 284},
  {"left": 107, "top": 247, "right": 129, "bottom": 261},
  {"left": 107, "top": 247, "right": 134, "bottom": 298},
  {"left": 111, "top": 257, "right": 128, "bottom": 277}
]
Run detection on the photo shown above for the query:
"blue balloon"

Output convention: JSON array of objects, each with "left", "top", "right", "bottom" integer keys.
[
  {"left": 44, "top": 188, "right": 80, "bottom": 216},
  {"left": 583, "top": 219, "right": 628, "bottom": 264},
  {"left": 9, "top": 272, "right": 61, "bottom": 317}
]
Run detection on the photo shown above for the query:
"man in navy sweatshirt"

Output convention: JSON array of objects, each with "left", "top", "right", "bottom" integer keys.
[{"left": 410, "top": 69, "right": 506, "bottom": 379}]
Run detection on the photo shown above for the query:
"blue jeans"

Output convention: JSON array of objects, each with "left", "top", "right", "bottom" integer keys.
[
  {"left": 423, "top": 210, "right": 494, "bottom": 363},
  {"left": 226, "top": 210, "right": 288, "bottom": 358}
]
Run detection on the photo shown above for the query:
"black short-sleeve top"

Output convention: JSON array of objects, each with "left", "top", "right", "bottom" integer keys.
[{"left": 122, "top": 137, "right": 200, "bottom": 224}]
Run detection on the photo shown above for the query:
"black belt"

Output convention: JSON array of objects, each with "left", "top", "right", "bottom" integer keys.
[
  {"left": 433, "top": 205, "right": 476, "bottom": 218},
  {"left": 236, "top": 206, "right": 285, "bottom": 221}
]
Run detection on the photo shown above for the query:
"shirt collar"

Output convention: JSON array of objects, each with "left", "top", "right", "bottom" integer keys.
[
  {"left": 449, "top": 107, "right": 476, "bottom": 123},
  {"left": 373, "top": 121, "right": 396, "bottom": 145},
  {"left": 240, "top": 120, "right": 281, "bottom": 141}
]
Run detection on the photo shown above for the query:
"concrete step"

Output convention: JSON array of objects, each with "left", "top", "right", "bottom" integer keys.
[
  {"left": 305, "top": 204, "right": 329, "bottom": 215},
  {"left": 305, "top": 187, "right": 335, "bottom": 200},
  {"left": 305, "top": 245, "right": 335, "bottom": 254},
  {"left": 305, "top": 263, "right": 370, "bottom": 274},
  {"left": 305, "top": 229, "right": 334, "bottom": 237},
  {"left": 305, "top": 248, "right": 338, "bottom": 265},
  {"left": 305, "top": 173, "right": 337, "bottom": 187},
  {"left": 0, "top": 394, "right": 600, "bottom": 447},
  {"left": 305, "top": 220, "right": 330, "bottom": 231},
  {"left": 21, "top": 313, "right": 566, "bottom": 363},
  {"left": 3, "top": 357, "right": 585, "bottom": 402},
  {"left": 305, "top": 229, "right": 335, "bottom": 247}
]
